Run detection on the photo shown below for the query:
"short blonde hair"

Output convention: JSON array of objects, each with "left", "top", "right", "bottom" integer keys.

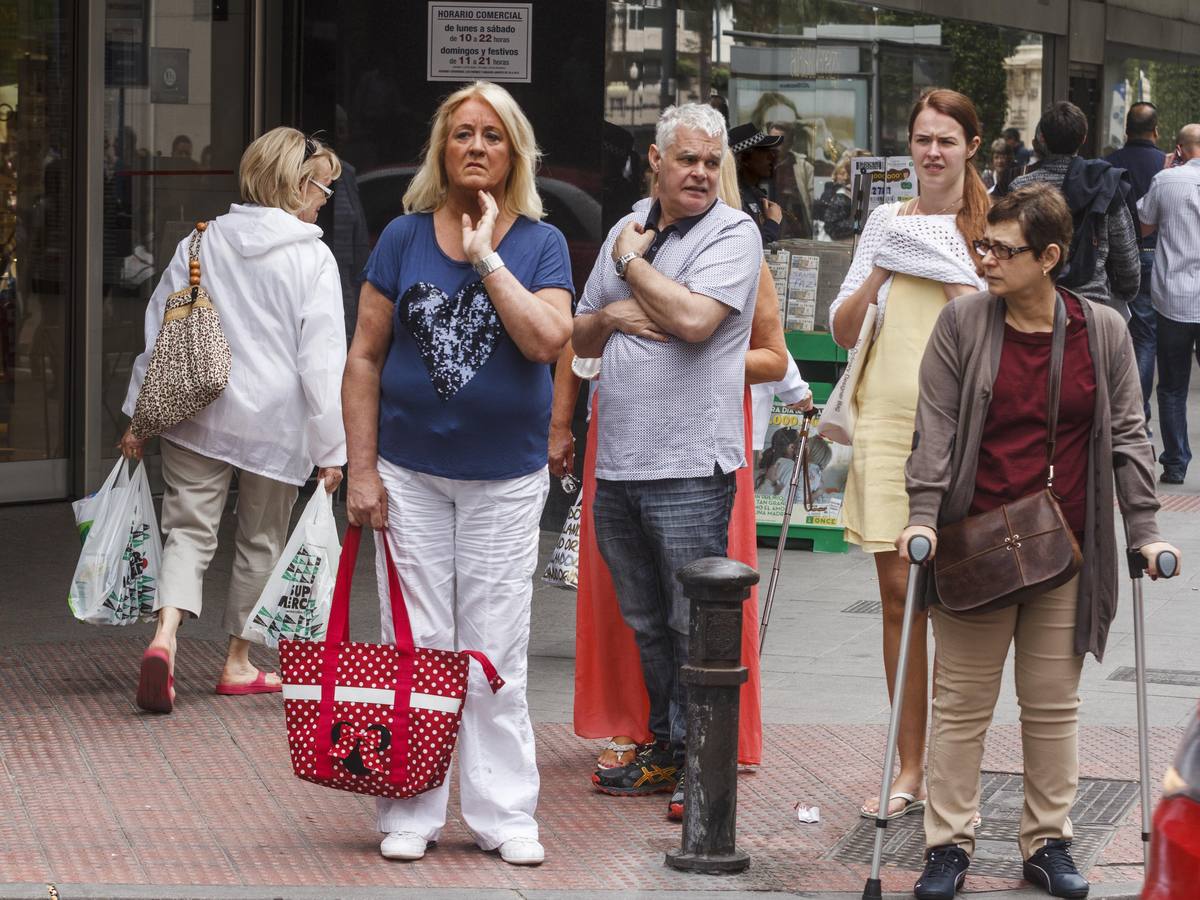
[
  {"left": 239, "top": 127, "right": 342, "bottom": 215},
  {"left": 404, "top": 81, "right": 543, "bottom": 220}
]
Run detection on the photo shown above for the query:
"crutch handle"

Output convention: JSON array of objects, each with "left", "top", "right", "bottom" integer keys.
[
  {"left": 907, "top": 534, "right": 932, "bottom": 564},
  {"left": 1126, "top": 547, "right": 1180, "bottom": 579}
]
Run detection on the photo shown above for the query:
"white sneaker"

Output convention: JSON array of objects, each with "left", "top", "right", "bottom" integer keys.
[
  {"left": 498, "top": 836, "right": 545, "bottom": 865},
  {"left": 380, "top": 831, "right": 427, "bottom": 860}
]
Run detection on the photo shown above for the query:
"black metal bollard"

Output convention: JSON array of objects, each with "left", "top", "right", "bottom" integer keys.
[{"left": 665, "top": 556, "right": 760, "bottom": 874}]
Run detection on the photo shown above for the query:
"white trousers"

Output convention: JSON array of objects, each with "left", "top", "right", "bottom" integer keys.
[{"left": 374, "top": 459, "right": 548, "bottom": 849}]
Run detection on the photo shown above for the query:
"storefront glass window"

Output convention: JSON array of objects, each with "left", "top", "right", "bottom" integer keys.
[
  {"left": 0, "top": 1, "right": 73, "bottom": 491},
  {"left": 604, "top": 0, "right": 1041, "bottom": 242},
  {"left": 99, "top": 0, "right": 251, "bottom": 460},
  {"left": 1101, "top": 51, "right": 1200, "bottom": 156}
]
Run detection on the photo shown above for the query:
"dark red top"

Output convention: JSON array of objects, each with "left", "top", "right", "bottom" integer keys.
[{"left": 970, "top": 290, "right": 1096, "bottom": 535}]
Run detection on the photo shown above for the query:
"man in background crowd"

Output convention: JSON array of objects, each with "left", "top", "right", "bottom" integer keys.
[
  {"left": 1004, "top": 127, "right": 1032, "bottom": 168},
  {"left": 1106, "top": 101, "right": 1167, "bottom": 430},
  {"left": 1137, "top": 124, "right": 1200, "bottom": 485},
  {"left": 1011, "top": 102, "right": 1140, "bottom": 319}
]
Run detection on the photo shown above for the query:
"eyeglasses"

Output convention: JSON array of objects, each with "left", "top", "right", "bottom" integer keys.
[
  {"left": 303, "top": 136, "right": 317, "bottom": 162},
  {"left": 309, "top": 179, "right": 334, "bottom": 199},
  {"left": 973, "top": 239, "right": 1033, "bottom": 261}
]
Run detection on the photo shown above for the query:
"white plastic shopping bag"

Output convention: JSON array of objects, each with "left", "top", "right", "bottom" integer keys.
[
  {"left": 542, "top": 492, "right": 582, "bottom": 590},
  {"left": 242, "top": 486, "right": 340, "bottom": 648},
  {"left": 68, "top": 458, "right": 163, "bottom": 625}
]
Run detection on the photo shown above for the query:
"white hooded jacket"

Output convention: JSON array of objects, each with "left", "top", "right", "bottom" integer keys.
[{"left": 123, "top": 204, "right": 347, "bottom": 485}]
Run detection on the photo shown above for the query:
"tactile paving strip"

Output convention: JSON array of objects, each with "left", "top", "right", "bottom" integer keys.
[
  {"left": 1108, "top": 666, "right": 1200, "bottom": 687},
  {"left": 827, "top": 771, "right": 1138, "bottom": 878}
]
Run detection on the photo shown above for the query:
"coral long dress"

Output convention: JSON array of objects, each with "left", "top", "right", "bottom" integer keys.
[{"left": 572, "top": 389, "right": 763, "bottom": 765}]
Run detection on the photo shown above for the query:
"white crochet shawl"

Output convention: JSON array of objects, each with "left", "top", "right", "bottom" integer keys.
[{"left": 829, "top": 202, "right": 984, "bottom": 338}]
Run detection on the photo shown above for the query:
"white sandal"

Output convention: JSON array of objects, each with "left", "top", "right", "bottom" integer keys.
[
  {"left": 860, "top": 791, "right": 926, "bottom": 820},
  {"left": 596, "top": 740, "right": 638, "bottom": 769}
]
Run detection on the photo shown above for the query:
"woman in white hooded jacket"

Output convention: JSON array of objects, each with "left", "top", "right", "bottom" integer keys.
[{"left": 120, "top": 128, "right": 347, "bottom": 713}]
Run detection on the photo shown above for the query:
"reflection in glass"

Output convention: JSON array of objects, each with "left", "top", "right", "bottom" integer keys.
[
  {"left": 0, "top": 4, "right": 72, "bottom": 465},
  {"left": 604, "top": 0, "right": 1042, "bottom": 241},
  {"left": 100, "top": 4, "right": 250, "bottom": 458}
]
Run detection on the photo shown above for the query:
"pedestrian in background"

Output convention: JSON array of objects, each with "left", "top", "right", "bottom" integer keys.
[
  {"left": 1004, "top": 127, "right": 1032, "bottom": 169},
  {"left": 1105, "top": 101, "right": 1167, "bottom": 428},
  {"left": 573, "top": 102, "right": 762, "bottom": 822},
  {"left": 119, "top": 127, "right": 347, "bottom": 713},
  {"left": 829, "top": 88, "right": 986, "bottom": 823},
  {"left": 730, "top": 122, "right": 785, "bottom": 245},
  {"left": 899, "top": 183, "right": 1178, "bottom": 900},
  {"left": 983, "top": 138, "right": 1015, "bottom": 197},
  {"left": 343, "top": 81, "right": 573, "bottom": 866},
  {"left": 1137, "top": 123, "right": 1200, "bottom": 485},
  {"left": 1010, "top": 102, "right": 1140, "bottom": 320}
]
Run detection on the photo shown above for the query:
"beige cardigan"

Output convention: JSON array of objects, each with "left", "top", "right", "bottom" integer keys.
[{"left": 905, "top": 288, "right": 1161, "bottom": 660}]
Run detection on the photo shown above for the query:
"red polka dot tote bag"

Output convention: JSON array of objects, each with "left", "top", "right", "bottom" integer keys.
[{"left": 278, "top": 525, "right": 503, "bottom": 799}]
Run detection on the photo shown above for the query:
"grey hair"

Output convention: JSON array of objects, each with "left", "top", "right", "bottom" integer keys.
[{"left": 655, "top": 103, "right": 728, "bottom": 155}]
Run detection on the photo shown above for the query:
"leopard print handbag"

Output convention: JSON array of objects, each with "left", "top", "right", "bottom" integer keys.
[{"left": 130, "top": 221, "right": 232, "bottom": 439}]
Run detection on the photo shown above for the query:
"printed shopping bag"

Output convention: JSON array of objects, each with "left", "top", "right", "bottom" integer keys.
[
  {"left": 243, "top": 487, "right": 340, "bottom": 648},
  {"left": 279, "top": 525, "right": 504, "bottom": 799},
  {"left": 68, "top": 459, "right": 162, "bottom": 625},
  {"left": 542, "top": 491, "right": 582, "bottom": 590}
]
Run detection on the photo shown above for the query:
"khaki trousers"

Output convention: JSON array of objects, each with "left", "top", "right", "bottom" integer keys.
[
  {"left": 159, "top": 440, "right": 299, "bottom": 636},
  {"left": 925, "top": 575, "right": 1084, "bottom": 859}
]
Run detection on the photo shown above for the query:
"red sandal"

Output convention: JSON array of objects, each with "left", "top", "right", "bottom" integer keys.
[
  {"left": 136, "top": 647, "right": 175, "bottom": 714},
  {"left": 214, "top": 670, "right": 282, "bottom": 696}
]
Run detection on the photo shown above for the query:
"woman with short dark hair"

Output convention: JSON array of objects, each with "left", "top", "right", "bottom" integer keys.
[{"left": 898, "top": 183, "right": 1180, "bottom": 899}]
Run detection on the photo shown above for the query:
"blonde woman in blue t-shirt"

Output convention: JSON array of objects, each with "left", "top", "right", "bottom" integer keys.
[{"left": 343, "top": 81, "right": 573, "bottom": 867}]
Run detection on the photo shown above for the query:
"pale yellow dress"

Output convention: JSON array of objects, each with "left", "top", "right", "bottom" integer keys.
[{"left": 841, "top": 272, "right": 947, "bottom": 552}]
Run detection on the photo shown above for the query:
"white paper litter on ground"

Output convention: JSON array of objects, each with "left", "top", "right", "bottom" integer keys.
[{"left": 794, "top": 803, "right": 820, "bottom": 823}]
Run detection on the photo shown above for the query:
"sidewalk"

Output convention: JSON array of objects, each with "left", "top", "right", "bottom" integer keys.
[{"left": 2, "top": 406, "right": 1199, "bottom": 897}]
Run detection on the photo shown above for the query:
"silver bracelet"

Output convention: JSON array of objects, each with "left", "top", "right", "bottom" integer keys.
[{"left": 473, "top": 251, "right": 505, "bottom": 279}]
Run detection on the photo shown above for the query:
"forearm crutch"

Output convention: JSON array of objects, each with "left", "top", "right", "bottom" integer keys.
[
  {"left": 1123, "top": 520, "right": 1179, "bottom": 868},
  {"left": 863, "top": 532, "right": 932, "bottom": 900},
  {"left": 759, "top": 408, "right": 817, "bottom": 653}
]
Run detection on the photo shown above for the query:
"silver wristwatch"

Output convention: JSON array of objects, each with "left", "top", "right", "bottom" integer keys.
[
  {"left": 473, "top": 251, "right": 506, "bottom": 279},
  {"left": 614, "top": 251, "right": 641, "bottom": 280}
]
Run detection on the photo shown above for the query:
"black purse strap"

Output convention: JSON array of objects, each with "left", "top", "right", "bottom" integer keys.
[{"left": 1045, "top": 292, "right": 1067, "bottom": 491}]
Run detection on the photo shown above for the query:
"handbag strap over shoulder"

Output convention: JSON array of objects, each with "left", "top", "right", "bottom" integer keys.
[{"left": 1045, "top": 292, "right": 1067, "bottom": 492}]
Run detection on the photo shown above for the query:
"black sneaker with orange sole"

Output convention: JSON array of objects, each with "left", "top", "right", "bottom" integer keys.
[
  {"left": 667, "top": 773, "right": 685, "bottom": 821},
  {"left": 592, "top": 743, "right": 678, "bottom": 796}
]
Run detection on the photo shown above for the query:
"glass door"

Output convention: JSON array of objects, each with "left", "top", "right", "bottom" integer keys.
[
  {"left": 0, "top": 0, "right": 75, "bottom": 501},
  {"left": 93, "top": 0, "right": 253, "bottom": 487}
]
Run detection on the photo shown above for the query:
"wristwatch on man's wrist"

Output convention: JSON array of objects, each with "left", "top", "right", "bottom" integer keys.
[
  {"left": 614, "top": 251, "right": 641, "bottom": 280},
  {"left": 473, "top": 251, "right": 506, "bottom": 279}
]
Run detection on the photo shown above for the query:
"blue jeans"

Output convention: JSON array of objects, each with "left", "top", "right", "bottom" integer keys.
[
  {"left": 1155, "top": 312, "right": 1200, "bottom": 474},
  {"left": 1128, "top": 251, "right": 1157, "bottom": 423},
  {"left": 592, "top": 472, "right": 737, "bottom": 757}
]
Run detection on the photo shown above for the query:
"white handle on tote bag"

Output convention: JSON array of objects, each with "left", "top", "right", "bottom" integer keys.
[{"left": 817, "top": 302, "right": 878, "bottom": 446}]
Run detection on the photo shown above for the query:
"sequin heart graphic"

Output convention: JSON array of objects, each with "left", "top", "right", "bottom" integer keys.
[{"left": 399, "top": 280, "right": 502, "bottom": 401}]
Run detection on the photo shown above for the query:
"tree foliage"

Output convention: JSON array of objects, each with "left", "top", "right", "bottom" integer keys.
[{"left": 942, "top": 22, "right": 1021, "bottom": 148}]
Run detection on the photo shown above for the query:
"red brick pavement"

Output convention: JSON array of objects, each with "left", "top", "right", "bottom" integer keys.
[{"left": 0, "top": 636, "right": 1179, "bottom": 893}]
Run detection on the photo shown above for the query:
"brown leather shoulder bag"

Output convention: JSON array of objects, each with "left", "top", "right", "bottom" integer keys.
[{"left": 933, "top": 294, "right": 1083, "bottom": 613}]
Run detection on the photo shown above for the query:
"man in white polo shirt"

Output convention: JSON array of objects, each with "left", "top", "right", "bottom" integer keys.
[
  {"left": 1138, "top": 123, "right": 1200, "bottom": 484},
  {"left": 572, "top": 103, "right": 761, "bottom": 822}
]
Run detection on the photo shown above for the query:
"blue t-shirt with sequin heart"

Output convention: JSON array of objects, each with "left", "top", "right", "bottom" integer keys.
[{"left": 362, "top": 212, "right": 573, "bottom": 480}]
